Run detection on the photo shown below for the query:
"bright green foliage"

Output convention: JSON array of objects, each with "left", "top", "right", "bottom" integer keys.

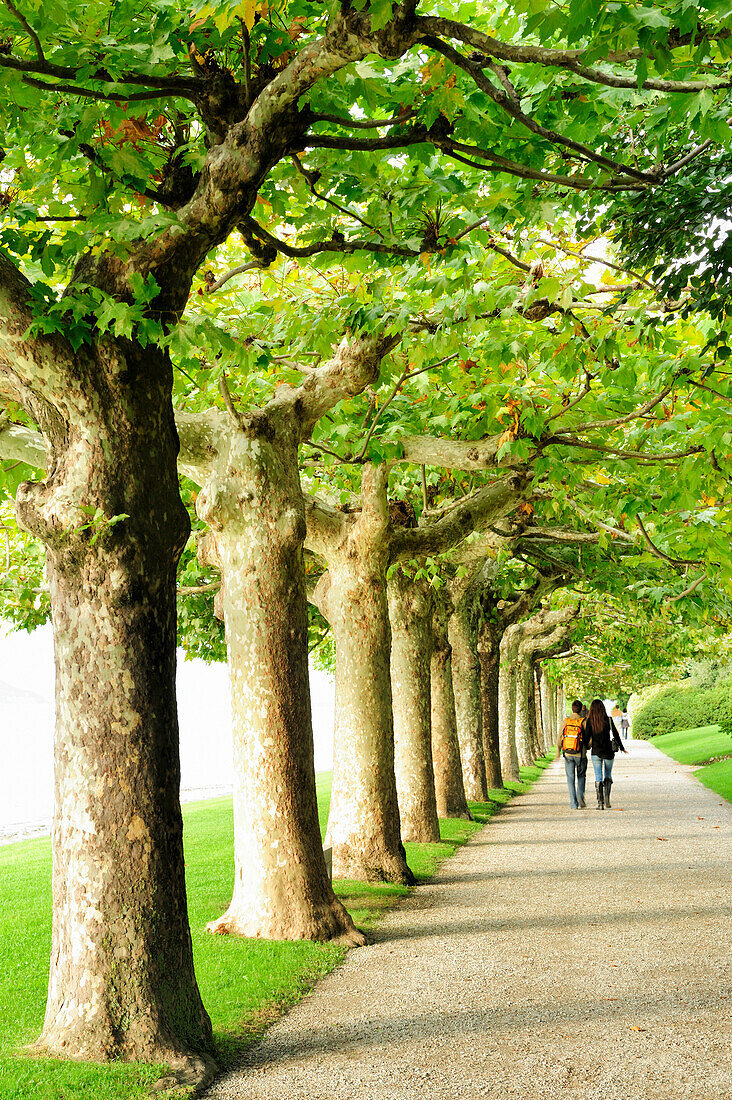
[
  {"left": 632, "top": 674, "right": 732, "bottom": 739},
  {"left": 0, "top": 499, "right": 49, "bottom": 631}
]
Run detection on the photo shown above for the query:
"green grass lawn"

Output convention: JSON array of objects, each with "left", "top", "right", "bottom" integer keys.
[
  {"left": 0, "top": 756, "right": 551, "bottom": 1099},
  {"left": 651, "top": 724, "right": 732, "bottom": 803},
  {"left": 695, "top": 758, "right": 732, "bottom": 802},
  {"left": 650, "top": 724, "right": 732, "bottom": 766}
]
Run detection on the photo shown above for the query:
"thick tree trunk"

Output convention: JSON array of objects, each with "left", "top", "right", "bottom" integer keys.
[
  {"left": 498, "top": 627, "right": 521, "bottom": 782},
  {"left": 387, "top": 574, "right": 440, "bottom": 843},
  {"left": 17, "top": 343, "right": 214, "bottom": 1072},
  {"left": 197, "top": 412, "right": 363, "bottom": 944},
  {"left": 514, "top": 654, "right": 535, "bottom": 767},
  {"left": 312, "top": 467, "right": 412, "bottom": 884},
  {"left": 548, "top": 680, "right": 558, "bottom": 746},
  {"left": 477, "top": 620, "right": 502, "bottom": 790},
  {"left": 535, "top": 666, "right": 548, "bottom": 754},
  {"left": 528, "top": 666, "right": 541, "bottom": 759},
  {"left": 431, "top": 605, "right": 471, "bottom": 819},
  {"left": 449, "top": 606, "right": 487, "bottom": 801}
]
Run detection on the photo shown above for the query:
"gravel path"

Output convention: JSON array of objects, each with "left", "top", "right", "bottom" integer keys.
[{"left": 204, "top": 739, "right": 732, "bottom": 1100}]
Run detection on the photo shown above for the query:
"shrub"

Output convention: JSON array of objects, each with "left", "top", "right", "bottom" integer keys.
[{"left": 632, "top": 675, "right": 732, "bottom": 739}]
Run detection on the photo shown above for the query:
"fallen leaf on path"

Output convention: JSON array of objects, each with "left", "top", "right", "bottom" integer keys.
[
  {"left": 656, "top": 837, "right": 668, "bottom": 841},
  {"left": 697, "top": 817, "right": 704, "bottom": 820},
  {"left": 629, "top": 1026, "right": 646, "bottom": 1032}
]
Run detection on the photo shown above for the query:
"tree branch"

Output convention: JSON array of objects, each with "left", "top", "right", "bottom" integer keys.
[
  {"left": 636, "top": 515, "right": 701, "bottom": 567},
  {"left": 177, "top": 581, "right": 220, "bottom": 596},
  {"left": 551, "top": 378, "right": 679, "bottom": 435},
  {"left": 396, "top": 431, "right": 509, "bottom": 471},
  {"left": 270, "top": 330, "right": 402, "bottom": 438},
  {"left": 291, "top": 152, "right": 381, "bottom": 236},
  {"left": 666, "top": 572, "right": 707, "bottom": 602},
  {"left": 544, "top": 436, "right": 704, "bottom": 465},
  {"left": 390, "top": 472, "right": 530, "bottom": 562},
  {"left": 20, "top": 75, "right": 195, "bottom": 103},
  {"left": 304, "top": 493, "right": 346, "bottom": 558},
  {"left": 0, "top": 418, "right": 47, "bottom": 467},
  {"left": 0, "top": 51, "right": 201, "bottom": 91},
  {"left": 241, "top": 213, "right": 421, "bottom": 260},
  {"left": 308, "top": 108, "right": 415, "bottom": 129},
  {"left": 2, "top": 0, "right": 44, "bottom": 61},
  {"left": 421, "top": 35, "right": 657, "bottom": 183},
  {"left": 355, "top": 352, "right": 459, "bottom": 462},
  {"left": 204, "top": 262, "right": 260, "bottom": 294}
]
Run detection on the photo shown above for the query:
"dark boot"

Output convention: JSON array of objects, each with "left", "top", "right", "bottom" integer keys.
[
  {"left": 604, "top": 777, "right": 612, "bottom": 809},
  {"left": 595, "top": 782, "right": 604, "bottom": 810}
]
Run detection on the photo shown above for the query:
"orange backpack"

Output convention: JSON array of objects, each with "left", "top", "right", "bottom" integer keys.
[{"left": 562, "top": 715, "right": 584, "bottom": 754}]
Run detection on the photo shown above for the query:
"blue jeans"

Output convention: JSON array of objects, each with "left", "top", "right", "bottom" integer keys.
[
  {"left": 591, "top": 755, "right": 614, "bottom": 782},
  {"left": 564, "top": 755, "right": 587, "bottom": 808}
]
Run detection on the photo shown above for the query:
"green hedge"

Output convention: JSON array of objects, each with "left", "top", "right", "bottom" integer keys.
[{"left": 632, "top": 676, "right": 732, "bottom": 739}]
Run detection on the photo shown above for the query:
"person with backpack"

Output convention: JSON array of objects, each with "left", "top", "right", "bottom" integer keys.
[
  {"left": 583, "top": 698, "right": 628, "bottom": 810},
  {"left": 556, "top": 699, "right": 588, "bottom": 810}
]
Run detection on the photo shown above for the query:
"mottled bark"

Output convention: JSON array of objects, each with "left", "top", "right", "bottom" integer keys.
[
  {"left": 17, "top": 342, "right": 213, "bottom": 1071},
  {"left": 387, "top": 574, "right": 440, "bottom": 843},
  {"left": 528, "top": 667, "right": 541, "bottom": 758},
  {"left": 197, "top": 410, "right": 362, "bottom": 944},
  {"left": 514, "top": 653, "right": 536, "bottom": 767},
  {"left": 310, "top": 467, "right": 412, "bottom": 884},
  {"left": 558, "top": 682, "right": 567, "bottom": 731},
  {"left": 536, "top": 667, "right": 549, "bottom": 754},
  {"left": 449, "top": 605, "right": 487, "bottom": 801},
  {"left": 431, "top": 602, "right": 472, "bottom": 819},
  {"left": 498, "top": 625, "right": 522, "bottom": 782},
  {"left": 477, "top": 620, "right": 502, "bottom": 790}
]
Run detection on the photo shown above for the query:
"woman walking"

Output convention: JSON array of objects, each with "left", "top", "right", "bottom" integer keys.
[{"left": 583, "top": 699, "right": 628, "bottom": 809}]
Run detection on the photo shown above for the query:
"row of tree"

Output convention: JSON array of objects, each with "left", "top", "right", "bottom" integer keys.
[{"left": 1, "top": 0, "right": 732, "bottom": 1083}]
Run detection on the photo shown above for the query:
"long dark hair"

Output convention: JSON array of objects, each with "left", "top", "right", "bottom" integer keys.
[{"left": 588, "top": 698, "right": 607, "bottom": 734}]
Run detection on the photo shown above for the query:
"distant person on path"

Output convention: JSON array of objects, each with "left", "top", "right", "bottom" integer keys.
[
  {"left": 583, "top": 698, "right": 628, "bottom": 810},
  {"left": 556, "top": 699, "right": 588, "bottom": 810},
  {"left": 620, "top": 712, "right": 630, "bottom": 740}
]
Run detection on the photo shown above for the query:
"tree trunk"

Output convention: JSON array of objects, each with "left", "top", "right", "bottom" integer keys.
[
  {"left": 431, "top": 604, "right": 472, "bottom": 819},
  {"left": 312, "top": 466, "right": 413, "bottom": 885},
  {"left": 535, "top": 666, "right": 547, "bottom": 754},
  {"left": 449, "top": 606, "right": 487, "bottom": 801},
  {"left": 477, "top": 620, "right": 502, "bottom": 790},
  {"left": 514, "top": 654, "right": 535, "bottom": 767},
  {"left": 387, "top": 573, "right": 440, "bottom": 843},
  {"left": 18, "top": 342, "right": 214, "bottom": 1072},
  {"left": 197, "top": 411, "right": 363, "bottom": 944},
  {"left": 498, "top": 626, "right": 521, "bottom": 782},
  {"left": 548, "top": 680, "right": 558, "bottom": 747},
  {"left": 528, "top": 665, "right": 541, "bottom": 759}
]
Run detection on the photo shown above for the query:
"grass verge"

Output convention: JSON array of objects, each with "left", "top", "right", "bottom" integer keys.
[
  {"left": 650, "top": 724, "right": 732, "bottom": 767},
  {"left": 0, "top": 754, "right": 552, "bottom": 1099},
  {"left": 651, "top": 723, "right": 732, "bottom": 803}
]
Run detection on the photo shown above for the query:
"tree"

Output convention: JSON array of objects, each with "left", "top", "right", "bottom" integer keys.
[
  {"left": 387, "top": 569, "right": 440, "bottom": 842},
  {"left": 175, "top": 336, "right": 398, "bottom": 943},
  {"left": 1, "top": 0, "right": 730, "bottom": 1062}
]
